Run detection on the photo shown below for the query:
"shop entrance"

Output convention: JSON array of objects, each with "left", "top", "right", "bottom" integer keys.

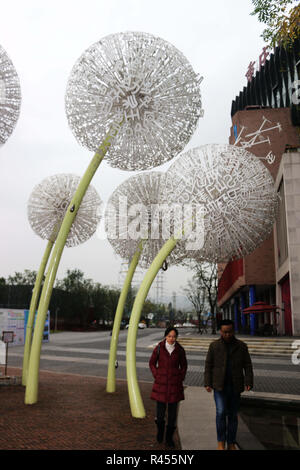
[{"left": 280, "top": 275, "right": 292, "bottom": 336}]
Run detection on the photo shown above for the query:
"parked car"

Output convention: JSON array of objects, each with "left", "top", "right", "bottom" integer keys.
[
  {"left": 125, "top": 322, "right": 146, "bottom": 329},
  {"left": 183, "top": 322, "right": 196, "bottom": 327}
]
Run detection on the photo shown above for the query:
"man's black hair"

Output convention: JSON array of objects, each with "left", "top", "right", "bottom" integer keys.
[{"left": 219, "top": 319, "right": 234, "bottom": 328}]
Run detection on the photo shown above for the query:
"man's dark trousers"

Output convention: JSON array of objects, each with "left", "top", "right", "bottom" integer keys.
[{"left": 213, "top": 383, "right": 240, "bottom": 444}]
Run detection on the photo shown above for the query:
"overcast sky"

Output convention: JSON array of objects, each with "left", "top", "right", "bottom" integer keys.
[{"left": 0, "top": 0, "right": 266, "bottom": 306}]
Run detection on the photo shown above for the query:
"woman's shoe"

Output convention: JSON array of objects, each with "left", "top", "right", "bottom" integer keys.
[
  {"left": 165, "top": 426, "right": 176, "bottom": 447},
  {"left": 155, "top": 419, "right": 165, "bottom": 443}
]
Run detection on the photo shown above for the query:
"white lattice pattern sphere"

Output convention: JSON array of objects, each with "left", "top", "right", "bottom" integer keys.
[
  {"left": 65, "top": 31, "right": 203, "bottom": 171},
  {"left": 105, "top": 172, "right": 181, "bottom": 268},
  {"left": 28, "top": 174, "right": 102, "bottom": 247},
  {"left": 163, "top": 144, "right": 279, "bottom": 262},
  {"left": 0, "top": 45, "right": 21, "bottom": 145}
]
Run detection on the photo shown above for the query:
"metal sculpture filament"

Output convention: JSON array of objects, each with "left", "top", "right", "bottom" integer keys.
[
  {"left": 65, "top": 31, "right": 203, "bottom": 171},
  {"left": 28, "top": 174, "right": 102, "bottom": 247},
  {"left": 0, "top": 45, "right": 21, "bottom": 145},
  {"left": 25, "top": 31, "right": 203, "bottom": 405},
  {"left": 127, "top": 144, "right": 279, "bottom": 417},
  {"left": 23, "top": 174, "right": 102, "bottom": 386},
  {"left": 105, "top": 171, "right": 181, "bottom": 267},
  {"left": 163, "top": 144, "right": 279, "bottom": 262},
  {"left": 105, "top": 171, "right": 181, "bottom": 393}
]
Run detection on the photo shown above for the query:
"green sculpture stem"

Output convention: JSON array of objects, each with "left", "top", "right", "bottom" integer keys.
[
  {"left": 106, "top": 240, "right": 144, "bottom": 393},
  {"left": 22, "top": 238, "right": 54, "bottom": 386},
  {"left": 126, "top": 236, "right": 178, "bottom": 418},
  {"left": 25, "top": 120, "right": 123, "bottom": 405}
]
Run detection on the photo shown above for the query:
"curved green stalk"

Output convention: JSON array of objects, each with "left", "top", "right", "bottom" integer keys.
[
  {"left": 106, "top": 241, "right": 144, "bottom": 393},
  {"left": 126, "top": 236, "right": 178, "bottom": 418},
  {"left": 25, "top": 121, "right": 123, "bottom": 405},
  {"left": 22, "top": 239, "right": 54, "bottom": 386}
]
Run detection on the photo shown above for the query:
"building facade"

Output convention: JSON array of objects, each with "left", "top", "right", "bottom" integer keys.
[{"left": 218, "top": 38, "right": 300, "bottom": 336}]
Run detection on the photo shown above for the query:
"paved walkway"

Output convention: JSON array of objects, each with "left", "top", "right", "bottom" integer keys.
[
  {"left": 0, "top": 367, "right": 178, "bottom": 450},
  {"left": 178, "top": 387, "right": 300, "bottom": 450},
  {"left": 6, "top": 330, "right": 300, "bottom": 395},
  {"left": 1, "top": 366, "right": 292, "bottom": 451},
  {"left": 1, "top": 331, "right": 300, "bottom": 450},
  {"left": 178, "top": 387, "right": 217, "bottom": 450}
]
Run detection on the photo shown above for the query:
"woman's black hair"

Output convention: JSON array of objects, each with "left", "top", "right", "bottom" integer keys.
[{"left": 164, "top": 326, "right": 179, "bottom": 338}]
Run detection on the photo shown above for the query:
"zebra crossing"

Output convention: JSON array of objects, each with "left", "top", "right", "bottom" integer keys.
[{"left": 4, "top": 330, "right": 300, "bottom": 394}]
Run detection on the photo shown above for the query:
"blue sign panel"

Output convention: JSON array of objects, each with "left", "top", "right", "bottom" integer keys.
[{"left": 24, "top": 310, "right": 50, "bottom": 343}]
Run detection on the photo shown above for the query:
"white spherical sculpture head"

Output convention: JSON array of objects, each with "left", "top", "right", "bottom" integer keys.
[
  {"left": 105, "top": 171, "right": 180, "bottom": 268},
  {"left": 28, "top": 174, "right": 102, "bottom": 247},
  {"left": 0, "top": 45, "right": 21, "bottom": 145},
  {"left": 163, "top": 144, "right": 279, "bottom": 262},
  {"left": 65, "top": 31, "right": 203, "bottom": 171}
]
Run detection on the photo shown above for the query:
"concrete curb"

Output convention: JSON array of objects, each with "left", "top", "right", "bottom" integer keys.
[
  {"left": 241, "top": 391, "right": 300, "bottom": 409},
  {"left": 177, "top": 386, "right": 298, "bottom": 451},
  {"left": 0, "top": 375, "right": 22, "bottom": 386}
]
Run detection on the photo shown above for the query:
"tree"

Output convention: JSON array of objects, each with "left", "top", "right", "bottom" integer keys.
[
  {"left": 55, "top": 269, "right": 93, "bottom": 292},
  {"left": 7, "top": 269, "right": 38, "bottom": 285},
  {"left": 183, "top": 261, "right": 219, "bottom": 334},
  {"left": 250, "top": 0, "right": 300, "bottom": 47},
  {"left": 124, "top": 285, "right": 137, "bottom": 319},
  {"left": 106, "top": 287, "right": 121, "bottom": 321},
  {"left": 183, "top": 277, "right": 207, "bottom": 334},
  {"left": 90, "top": 282, "right": 110, "bottom": 324},
  {"left": 176, "top": 309, "right": 187, "bottom": 324},
  {"left": 142, "top": 298, "right": 157, "bottom": 318},
  {"left": 55, "top": 269, "right": 94, "bottom": 327}
]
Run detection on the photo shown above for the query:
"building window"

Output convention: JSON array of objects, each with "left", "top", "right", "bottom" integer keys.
[{"left": 276, "top": 179, "right": 288, "bottom": 267}]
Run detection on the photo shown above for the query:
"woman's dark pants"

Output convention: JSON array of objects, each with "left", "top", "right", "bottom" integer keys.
[
  {"left": 156, "top": 401, "right": 178, "bottom": 427},
  {"left": 156, "top": 401, "right": 178, "bottom": 446}
]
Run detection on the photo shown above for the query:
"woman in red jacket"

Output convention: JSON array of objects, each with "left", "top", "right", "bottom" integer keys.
[{"left": 149, "top": 327, "right": 188, "bottom": 447}]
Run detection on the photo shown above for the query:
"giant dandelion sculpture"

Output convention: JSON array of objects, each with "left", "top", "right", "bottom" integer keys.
[
  {"left": 105, "top": 171, "right": 182, "bottom": 394},
  {"left": 23, "top": 174, "right": 102, "bottom": 387},
  {"left": 105, "top": 171, "right": 183, "bottom": 268},
  {"left": 163, "top": 144, "right": 279, "bottom": 262},
  {"left": 28, "top": 174, "right": 102, "bottom": 248},
  {"left": 0, "top": 44, "right": 21, "bottom": 145},
  {"left": 126, "top": 144, "right": 279, "bottom": 417},
  {"left": 25, "top": 31, "right": 203, "bottom": 405},
  {"left": 65, "top": 31, "right": 203, "bottom": 171}
]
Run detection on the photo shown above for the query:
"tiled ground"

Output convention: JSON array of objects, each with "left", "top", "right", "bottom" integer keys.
[{"left": 0, "top": 367, "right": 180, "bottom": 450}]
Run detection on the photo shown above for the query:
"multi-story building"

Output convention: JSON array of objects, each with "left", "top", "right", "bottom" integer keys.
[{"left": 217, "top": 38, "right": 300, "bottom": 336}]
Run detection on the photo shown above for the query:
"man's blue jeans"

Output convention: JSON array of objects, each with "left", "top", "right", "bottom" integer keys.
[{"left": 213, "top": 385, "right": 240, "bottom": 444}]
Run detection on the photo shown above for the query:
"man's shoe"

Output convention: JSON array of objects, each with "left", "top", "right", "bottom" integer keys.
[
  {"left": 228, "top": 443, "right": 238, "bottom": 450},
  {"left": 217, "top": 441, "right": 226, "bottom": 450}
]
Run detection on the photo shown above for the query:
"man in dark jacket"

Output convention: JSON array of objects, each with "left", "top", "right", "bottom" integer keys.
[{"left": 204, "top": 319, "right": 253, "bottom": 450}]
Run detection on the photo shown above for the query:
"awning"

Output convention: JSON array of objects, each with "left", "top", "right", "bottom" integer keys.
[{"left": 242, "top": 301, "right": 279, "bottom": 314}]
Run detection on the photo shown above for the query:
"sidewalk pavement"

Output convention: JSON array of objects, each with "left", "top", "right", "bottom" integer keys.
[
  {"left": 179, "top": 386, "right": 300, "bottom": 450},
  {"left": 178, "top": 387, "right": 217, "bottom": 450},
  {"left": 1, "top": 366, "right": 298, "bottom": 451},
  {"left": 178, "top": 386, "right": 266, "bottom": 450}
]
